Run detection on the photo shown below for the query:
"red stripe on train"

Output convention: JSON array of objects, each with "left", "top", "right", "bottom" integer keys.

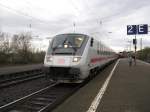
[{"left": 90, "top": 56, "right": 114, "bottom": 63}]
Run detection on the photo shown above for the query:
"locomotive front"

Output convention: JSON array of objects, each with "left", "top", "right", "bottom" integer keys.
[{"left": 44, "top": 33, "right": 89, "bottom": 83}]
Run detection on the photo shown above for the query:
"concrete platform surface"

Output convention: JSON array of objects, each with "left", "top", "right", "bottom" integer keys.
[
  {"left": 51, "top": 59, "right": 150, "bottom": 112},
  {"left": 0, "top": 64, "right": 43, "bottom": 75}
]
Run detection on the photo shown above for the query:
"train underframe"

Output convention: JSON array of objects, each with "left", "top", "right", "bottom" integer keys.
[{"left": 43, "top": 66, "right": 84, "bottom": 83}]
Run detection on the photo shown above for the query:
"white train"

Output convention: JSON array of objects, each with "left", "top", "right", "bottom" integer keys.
[{"left": 44, "top": 33, "right": 117, "bottom": 83}]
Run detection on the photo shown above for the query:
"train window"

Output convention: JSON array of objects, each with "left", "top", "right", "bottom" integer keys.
[
  {"left": 103, "top": 47, "right": 105, "bottom": 55},
  {"left": 97, "top": 42, "right": 100, "bottom": 54},
  {"left": 74, "top": 37, "right": 84, "bottom": 47},
  {"left": 47, "top": 34, "right": 89, "bottom": 56},
  {"left": 101, "top": 45, "right": 103, "bottom": 55},
  {"left": 52, "top": 35, "right": 85, "bottom": 48},
  {"left": 100, "top": 43, "right": 103, "bottom": 55},
  {"left": 90, "top": 38, "right": 94, "bottom": 47}
]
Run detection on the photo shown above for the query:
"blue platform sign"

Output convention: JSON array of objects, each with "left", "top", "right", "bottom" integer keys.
[
  {"left": 127, "top": 25, "right": 137, "bottom": 35},
  {"left": 127, "top": 24, "right": 148, "bottom": 35},
  {"left": 137, "top": 24, "right": 148, "bottom": 34}
]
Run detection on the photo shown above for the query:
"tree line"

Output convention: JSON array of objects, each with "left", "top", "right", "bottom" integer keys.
[
  {"left": 0, "top": 31, "right": 45, "bottom": 65},
  {"left": 137, "top": 47, "right": 150, "bottom": 63}
]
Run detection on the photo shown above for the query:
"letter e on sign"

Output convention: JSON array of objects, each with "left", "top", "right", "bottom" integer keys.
[{"left": 137, "top": 24, "right": 148, "bottom": 34}]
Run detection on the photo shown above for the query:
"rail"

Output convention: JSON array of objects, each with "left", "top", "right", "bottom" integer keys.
[
  {"left": 0, "top": 69, "right": 44, "bottom": 88},
  {"left": 0, "top": 82, "right": 81, "bottom": 112}
]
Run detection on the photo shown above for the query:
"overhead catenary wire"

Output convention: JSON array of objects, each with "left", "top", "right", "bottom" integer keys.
[
  {"left": 0, "top": 1, "right": 129, "bottom": 30},
  {"left": 0, "top": 2, "right": 51, "bottom": 25}
]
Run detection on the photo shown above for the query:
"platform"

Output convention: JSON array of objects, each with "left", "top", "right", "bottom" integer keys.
[
  {"left": 52, "top": 59, "right": 150, "bottom": 112},
  {"left": 0, "top": 64, "right": 43, "bottom": 75}
]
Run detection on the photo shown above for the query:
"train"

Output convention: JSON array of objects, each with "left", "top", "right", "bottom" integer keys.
[{"left": 43, "top": 33, "right": 117, "bottom": 83}]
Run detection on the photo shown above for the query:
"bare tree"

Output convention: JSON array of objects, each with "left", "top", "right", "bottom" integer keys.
[
  {"left": 11, "top": 32, "right": 32, "bottom": 63},
  {"left": 0, "top": 31, "right": 45, "bottom": 65},
  {"left": 0, "top": 31, "right": 11, "bottom": 64}
]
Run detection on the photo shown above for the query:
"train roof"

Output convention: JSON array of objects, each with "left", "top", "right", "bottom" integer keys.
[{"left": 54, "top": 33, "right": 90, "bottom": 37}]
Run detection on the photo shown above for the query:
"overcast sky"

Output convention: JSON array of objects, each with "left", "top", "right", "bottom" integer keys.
[{"left": 0, "top": 0, "right": 150, "bottom": 52}]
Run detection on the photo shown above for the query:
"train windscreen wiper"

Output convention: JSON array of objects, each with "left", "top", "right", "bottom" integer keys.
[{"left": 67, "top": 41, "right": 77, "bottom": 53}]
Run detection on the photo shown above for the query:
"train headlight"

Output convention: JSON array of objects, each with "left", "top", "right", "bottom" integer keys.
[
  {"left": 73, "top": 57, "right": 81, "bottom": 62},
  {"left": 64, "top": 44, "right": 68, "bottom": 48},
  {"left": 46, "top": 56, "right": 53, "bottom": 62}
]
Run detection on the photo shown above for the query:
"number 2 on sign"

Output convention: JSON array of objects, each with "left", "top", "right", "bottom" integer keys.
[{"left": 128, "top": 25, "right": 133, "bottom": 33}]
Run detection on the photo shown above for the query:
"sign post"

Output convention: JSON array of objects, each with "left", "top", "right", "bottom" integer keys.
[
  {"left": 134, "top": 35, "right": 137, "bottom": 65},
  {"left": 127, "top": 24, "right": 148, "bottom": 65}
]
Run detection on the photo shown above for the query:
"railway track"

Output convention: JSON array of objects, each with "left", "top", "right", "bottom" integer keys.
[
  {"left": 0, "top": 69, "right": 44, "bottom": 88},
  {"left": 0, "top": 82, "right": 81, "bottom": 112}
]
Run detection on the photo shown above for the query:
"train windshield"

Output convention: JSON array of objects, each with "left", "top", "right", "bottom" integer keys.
[
  {"left": 52, "top": 35, "right": 84, "bottom": 48},
  {"left": 47, "top": 34, "right": 88, "bottom": 55}
]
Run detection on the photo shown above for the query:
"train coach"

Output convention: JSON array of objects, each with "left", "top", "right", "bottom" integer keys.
[{"left": 44, "top": 33, "right": 117, "bottom": 83}]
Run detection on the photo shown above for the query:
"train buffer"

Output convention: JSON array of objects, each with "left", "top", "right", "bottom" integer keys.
[{"left": 52, "top": 58, "right": 150, "bottom": 112}]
